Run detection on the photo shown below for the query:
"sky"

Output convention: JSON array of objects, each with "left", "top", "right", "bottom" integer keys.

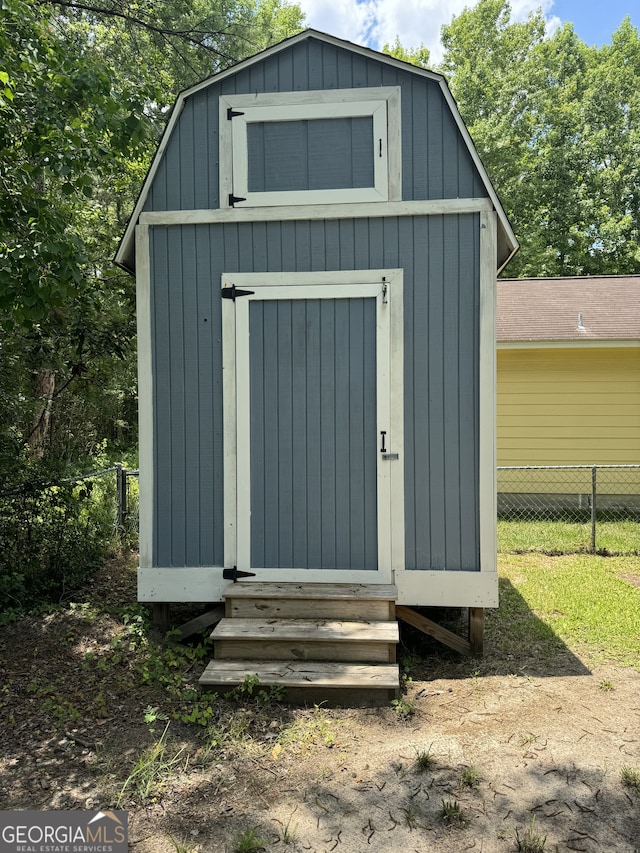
[{"left": 294, "top": 0, "right": 638, "bottom": 64}]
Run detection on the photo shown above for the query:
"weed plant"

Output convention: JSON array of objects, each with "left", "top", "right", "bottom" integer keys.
[
  {"left": 414, "top": 746, "right": 435, "bottom": 772},
  {"left": 515, "top": 816, "right": 547, "bottom": 851},
  {"left": 621, "top": 766, "right": 640, "bottom": 790},
  {"left": 234, "top": 828, "right": 267, "bottom": 852},
  {"left": 459, "top": 765, "right": 483, "bottom": 788},
  {"left": 440, "top": 799, "right": 466, "bottom": 828},
  {"left": 116, "top": 722, "right": 186, "bottom": 806}
]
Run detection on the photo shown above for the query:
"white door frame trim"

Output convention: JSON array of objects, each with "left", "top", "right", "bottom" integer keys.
[{"left": 221, "top": 269, "right": 405, "bottom": 584}]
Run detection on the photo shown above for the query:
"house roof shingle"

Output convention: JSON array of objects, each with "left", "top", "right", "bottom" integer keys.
[{"left": 496, "top": 275, "right": 640, "bottom": 342}]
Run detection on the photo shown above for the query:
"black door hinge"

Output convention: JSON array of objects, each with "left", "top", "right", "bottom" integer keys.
[
  {"left": 228, "top": 193, "right": 247, "bottom": 206},
  {"left": 221, "top": 284, "right": 255, "bottom": 300},
  {"left": 223, "top": 567, "right": 257, "bottom": 582},
  {"left": 227, "top": 108, "right": 245, "bottom": 120}
]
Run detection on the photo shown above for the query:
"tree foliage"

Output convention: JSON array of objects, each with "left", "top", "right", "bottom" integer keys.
[
  {"left": 382, "top": 35, "right": 430, "bottom": 69},
  {"left": 438, "top": 0, "right": 640, "bottom": 276},
  {"left": 0, "top": 0, "right": 305, "bottom": 471},
  {"left": 1, "top": 0, "right": 639, "bottom": 473}
]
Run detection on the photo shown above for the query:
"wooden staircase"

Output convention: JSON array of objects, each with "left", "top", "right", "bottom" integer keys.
[{"left": 199, "top": 582, "right": 400, "bottom": 703}]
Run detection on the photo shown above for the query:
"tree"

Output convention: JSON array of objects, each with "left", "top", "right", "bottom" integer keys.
[
  {"left": 382, "top": 35, "right": 430, "bottom": 69},
  {"left": 439, "top": 0, "right": 640, "bottom": 277},
  {"left": 579, "top": 18, "right": 640, "bottom": 273},
  {"left": 0, "top": 0, "right": 305, "bottom": 464}
]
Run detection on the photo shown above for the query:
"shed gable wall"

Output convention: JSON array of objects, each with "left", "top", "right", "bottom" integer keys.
[
  {"left": 144, "top": 38, "right": 485, "bottom": 213},
  {"left": 149, "top": 214, "right": 480, "bottom": 572}
]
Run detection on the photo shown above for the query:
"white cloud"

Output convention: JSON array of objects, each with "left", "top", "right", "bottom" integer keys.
[{"left": 297, "top": 0, "right": 560, "bottom": 64}]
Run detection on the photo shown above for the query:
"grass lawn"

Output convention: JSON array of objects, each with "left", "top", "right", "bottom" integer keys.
[
  {"left": 498, "top": 518, "right": 640, "bottom": 555},
  {"left": 496, "top": 552, "right": 640, "bottom": 669}
]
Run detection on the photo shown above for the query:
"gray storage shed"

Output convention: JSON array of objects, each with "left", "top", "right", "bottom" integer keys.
[{"left": 116, "top": 30, "right": 518, "bottom": 643}]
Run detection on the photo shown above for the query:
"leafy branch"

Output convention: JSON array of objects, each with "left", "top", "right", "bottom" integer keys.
[{"left": 37, "top": 0, "right": 245, "bottom": 62}]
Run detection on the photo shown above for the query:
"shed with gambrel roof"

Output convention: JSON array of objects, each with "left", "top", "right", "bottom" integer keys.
[{"left": 117, "top": 29, "right": 518, "bottom": 690}]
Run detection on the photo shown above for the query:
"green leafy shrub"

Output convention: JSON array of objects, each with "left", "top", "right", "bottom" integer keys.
[{"left": 0, "top": 467, "right": 113, "bottom": 613}]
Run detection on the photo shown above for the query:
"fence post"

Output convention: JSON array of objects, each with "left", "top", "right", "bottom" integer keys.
[
  {"left": 121, "top": 466, "right": 128, "bottom": 526},
  {"left": 115, "top": 463, "right": 122, "bottom": 531},
  {"left": 590, "top": 466, "right": 597, "bottom": 553},
  {"left": 115, "top": 463, "right": 128, "bottom": 532}
]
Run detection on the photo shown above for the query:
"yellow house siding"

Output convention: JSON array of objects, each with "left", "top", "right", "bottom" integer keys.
[{"left": 497, "top": 346, "right": 640, "bottom": 467}]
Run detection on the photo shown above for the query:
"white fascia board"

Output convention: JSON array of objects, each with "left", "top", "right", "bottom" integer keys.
[
  {"left": 139, "top": 566, "right": 228, "bottom": 602},
  {"left": 115, "top": 98, "right": 186, "bottom": 273},
  {"left": 497, "top": 339, "right": 640, "bottom": 349}
]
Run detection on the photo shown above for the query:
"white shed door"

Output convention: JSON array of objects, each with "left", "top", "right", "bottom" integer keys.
[{"left": 222, "top": 271, "right": 404, "bottom": 584}]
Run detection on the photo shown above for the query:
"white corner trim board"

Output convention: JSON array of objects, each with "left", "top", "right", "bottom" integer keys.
[
  {"left": 135, "top": 225, "right": 153, "bottom": 571},
  {"left": 479, "top": 210, "right": 498, "bottom": 577}
]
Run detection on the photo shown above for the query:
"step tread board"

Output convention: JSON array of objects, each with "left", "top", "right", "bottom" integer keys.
[
  {"left": 224, "top": 582, "right": 397, "bottom": 601},
  {"left": 199, "top": 660, "right": 399, "bottom": 689},
  {"left": 212, "top": 618, "right": 399, "bottom": 643},
  {"left": 214, "top": 641, "right": 394, "bottom": 663}
]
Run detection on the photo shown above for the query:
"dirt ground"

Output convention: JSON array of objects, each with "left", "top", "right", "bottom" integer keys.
[{"left": 0, "top": 556, "right": 638, "bottom": 853}]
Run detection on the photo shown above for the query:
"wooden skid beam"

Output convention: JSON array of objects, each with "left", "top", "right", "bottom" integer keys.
[
  {"left": 151, "top": 602, "right": 171, "bottom": 633},
  {"left": 396, "top": 605, "right": 472, "bottom": 656},
  {"left": 468, "top": 607, "right": 484, "bottom": 655},
  {"left": 175, "top": 605, "right": 225, "bottom": 642}
]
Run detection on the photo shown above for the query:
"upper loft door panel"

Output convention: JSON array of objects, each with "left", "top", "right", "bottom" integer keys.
[{"left": 219, "top": 87, "right": 402, "bottom": 208}]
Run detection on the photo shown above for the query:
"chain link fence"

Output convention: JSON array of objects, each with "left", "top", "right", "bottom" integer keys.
[
  {"left": 113, "top": 465, "right": 640, "bottom": 555},
  {"left": 498, "top": 465, "right": 640, "bottom": 555}
]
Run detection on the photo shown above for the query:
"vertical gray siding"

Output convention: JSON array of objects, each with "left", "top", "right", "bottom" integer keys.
[
  {"left": 150, "top": 214, "right": 480, "bottom": 571},
  {"left": 143, "top": 38, "right": 486, "bottom": 213},
  {"left": 249, "top": 298, "right": 377, "bottom": 570}
]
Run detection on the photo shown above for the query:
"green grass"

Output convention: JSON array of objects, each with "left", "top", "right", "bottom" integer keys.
[
  {"left": 621, "top": 766, "right": 640, "bottom": 790},
  {"left": 440, "top": 799, "right": 466, "bottom": 828},
  {"left": 498, "top": 519, "right": 640, "bottom": 555},
  {"left": 414, "top": 746, "right": 436, "bottom": 772},
  {"left": 515, "top": 816, "right": 547, "bottom": 852},
  {"left": 459, "top": 765, "right": 483, "bottom": 788},
  {"left": 234, "top": 828, "right": 267, "bottom": 852},
  {"left": 497, "top": 553, "right": 640, "bottom": 667}
]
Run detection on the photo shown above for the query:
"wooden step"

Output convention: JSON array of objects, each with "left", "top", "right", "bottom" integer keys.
[
  {"left": 225, "top": 582, "right": 397, "bottom": 621},
  {"left": 199, "top": 659, "right": 399, "bottom": 702},
  {"left": 212, "top": 617, "right": 398, "bottom": 662}
]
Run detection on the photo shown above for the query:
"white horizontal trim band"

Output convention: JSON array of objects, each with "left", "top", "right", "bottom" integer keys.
[
  {"left": 138, "top": 566, "right": 499, "bottom": 606},
  {"left": 139, "top": 197, "right": 493, "bottom": 226}
]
